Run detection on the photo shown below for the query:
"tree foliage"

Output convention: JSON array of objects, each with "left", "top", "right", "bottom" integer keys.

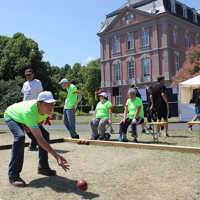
[
  {"left": 0, "top": 32, "right": 101, "bottom": 110},
  {"left": 171, "top": 45, "right": 200, "bottom": 87}
]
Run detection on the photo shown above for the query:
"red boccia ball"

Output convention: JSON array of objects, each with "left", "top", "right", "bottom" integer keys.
[{"left": 77, "top": 180, "right": 88, "bottom": 191}]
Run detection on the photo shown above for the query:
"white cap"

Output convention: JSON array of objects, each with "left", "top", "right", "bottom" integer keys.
[
  {"left": 59, "top": 78, "right": 69, "bottom": 84},
  {"left": 37, "top": 91, "right": 56, "bottom": 103},
  {"left": 98, "top": 92, "right": 108, "bottom": 98}
]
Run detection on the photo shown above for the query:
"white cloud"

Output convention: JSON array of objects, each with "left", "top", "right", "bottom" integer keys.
[{"left": 84, "top": 57, "right": 95, "bottom": 64}]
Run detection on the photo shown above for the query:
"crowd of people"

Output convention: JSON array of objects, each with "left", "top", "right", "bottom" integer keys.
[{"left": 4, "top": 68, "right": 200, "bottom": 188}]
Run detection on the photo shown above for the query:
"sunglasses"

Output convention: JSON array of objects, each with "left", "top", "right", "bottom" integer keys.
[{"left": 25, "top": 73, "right": 33, "bottom": 76}]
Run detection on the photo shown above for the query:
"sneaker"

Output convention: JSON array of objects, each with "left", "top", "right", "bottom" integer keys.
[
  {"left": 188, "top": 125, "right": 192, "bottom": 132},
  {"left": 133, "top": 138, "right": 138, "bottom": 143},
  {"left": 141, "top": 129, "right": 146, "bottom": 134},
  {"left": 165, "top": 133, "right": 170, "bottom": 137},
  {"left": 72, "top": 134, "right": 80, "bottom": 139},
  {"left": 38, "top": 168, "right": 56, "bottom": 176},
  {"left": 118, "top": 135, "right": 122, "bottom": 142},
  {"left": 122, "top": 138, "right": 129, "bottom": 142},
  {"left": 104, "top": 133, "right": 111, "bottom": 141},
  {"left": 147, "top": 126, "right": 152, "bottom": 131},
  {"left": 9, "top": 177, "right": 26, "bottom": 187}
]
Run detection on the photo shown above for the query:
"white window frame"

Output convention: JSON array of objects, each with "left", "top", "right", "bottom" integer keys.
[
  {"left": 113, "top": 37, "right": 120, "bottom": 54},
  {"left": 140, "top": 29, "right": 149, "bottom": 48},
  {"left": 126, "top": 33, "right": 134, "bottom": 50},
  {"left": 174, "top": 51, "right": 181, "bottom": 71},
  {"left": 173, "top": 26, "right": 178, "bottom": 44},
  {"left": 195, "top": 33, "right": 200, "bottom": 45},
  {"left": 185, "top": 31, "right": 190, "bottom": 48},
  {"left": 141, "top": 57, "right": 151, "bottom": 81},
  {"left": 114, "top": 63, "right": 121, "bottom": 81},
  {"left": 127, "top": 60, "right": 135, "bottom": 79}
]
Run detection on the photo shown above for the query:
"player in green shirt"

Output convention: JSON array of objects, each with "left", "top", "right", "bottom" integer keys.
[
  {"left": 4, "top": 91, "right": 69, "bottom": 187},
  {"left": 59, "top": 78, "right": 82, "bottom": 139},
  {"left": 90, "top": 92, "right": 113, "bottom": 140},
  {"left": 119, "top": 88, "right": 144, "bottom": 143}
]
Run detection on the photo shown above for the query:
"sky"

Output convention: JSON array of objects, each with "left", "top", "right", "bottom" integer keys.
[{"left": 0, "top": 0, "right": 199, "bottom": 67}]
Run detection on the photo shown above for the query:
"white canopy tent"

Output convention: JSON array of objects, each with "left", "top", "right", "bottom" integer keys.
[{"left": 178, "top": 75, "right": 200, "bottom": 121}]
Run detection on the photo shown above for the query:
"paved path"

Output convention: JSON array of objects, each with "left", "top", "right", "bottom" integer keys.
[{"left": 0, "top": 122, "right": 199, "bottom": 131}]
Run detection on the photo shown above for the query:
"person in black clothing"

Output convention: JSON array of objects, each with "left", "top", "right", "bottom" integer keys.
[
  {"left": 146, "top": 86, "right": 157, "bottom": 130},
  {"left": 152, "top": 76, "right": 170, "bottom": 136},
  {"left": 130, "top": 84, "right": 146, "bottom": 133}
]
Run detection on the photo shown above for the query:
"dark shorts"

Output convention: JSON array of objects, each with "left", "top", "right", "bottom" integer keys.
[{"left": 156, "top": 105, "right": 168, "bottom": 121}]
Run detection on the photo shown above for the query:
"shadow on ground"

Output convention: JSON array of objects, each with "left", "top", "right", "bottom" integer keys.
[{"left": 28, "top": 176, "right": 99, "bottom": 199}]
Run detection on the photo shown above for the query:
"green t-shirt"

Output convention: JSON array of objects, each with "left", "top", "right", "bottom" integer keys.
[
  {"left": 126, "top": 97, "right": 144, "bottom": 119},
  {"left": 4, "top": 100, "right": 49, "bottom": 128},
  {"left": 64, "top": 84, "right": 78, "bottom": 109},
  {"left": 96, "top": 100, "right": 112, "bottom": 119}
]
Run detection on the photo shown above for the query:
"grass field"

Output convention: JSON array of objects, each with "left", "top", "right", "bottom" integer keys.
[
  {"left": 0, "top": 142, "right": 200, "bottom": 200},
  {"left": 0, "top": 116, "right": 200, "bottom": 200}
]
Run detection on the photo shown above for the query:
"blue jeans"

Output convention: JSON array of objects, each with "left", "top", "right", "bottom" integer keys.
[
  {"left": 6, "top": 119, "right": 50, "bottom": 178},
  {"left": 63, "top": 109, "right": 77, "bottom": 137}
]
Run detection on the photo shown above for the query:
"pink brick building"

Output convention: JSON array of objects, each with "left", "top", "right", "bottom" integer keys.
[{"left": 97, "top": 0, "right": 200, "bottom": 105}]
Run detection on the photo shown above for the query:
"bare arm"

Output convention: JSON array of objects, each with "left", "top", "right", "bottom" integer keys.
[
  {"left": 161, "top": 92, "right": 169, "bottom": 109},
  {"left": 72, "top": 93, "right": 82, "bottom": 109},
  {"left": 123, "top": 105, "right": 128, "bottom": 122},
  {"left": 133, "top": 106, "right": 141, "bottom": 121},
  {"left": 30, "top": 127, "right": 69, "bottom": 171},
  {"left": 150, "top": 94, "right": 154, "bottom": 110}
]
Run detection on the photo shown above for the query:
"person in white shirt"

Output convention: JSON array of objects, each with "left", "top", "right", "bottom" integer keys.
[
  {"left": 21, "top": 69, "right": 43, "bottom": 101},
  {"left": 21, "top": 69, "right": 43, "bottom": 150}
]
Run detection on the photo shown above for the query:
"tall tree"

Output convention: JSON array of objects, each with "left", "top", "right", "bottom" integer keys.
[{"left": 0, "top": 32, "right": 44, "bottom": 80}]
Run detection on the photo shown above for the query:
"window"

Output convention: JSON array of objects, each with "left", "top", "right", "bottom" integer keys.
[
  {"left": 176, "top": 3, "right": 183, "bottom": 17},
  {"left": 115, "top": 88, "right": 123, "bottom": 105},
  {"left": 140, "top": 29, "right": 149, "bottom": 48},
  {"left": 173, "top": 26, "right": 178, "bottom": 44},
  {"left": 127, "top": 61, "right": 135, "bottom": 79},
  {"left": 126, "top": 34, "right": 134, "bottom": 50},
  {"left": 114, "top": 63, "right": 121, "bottom": 81},
  {"left": 122, "top": 13, "right": 134, "bottom": 24},
  {"left": 141, "top": 57, "right": 151, "bottom": 81},
  {"left": 113, "top": 37, "right": 120, "bottom": 54},
  {"left": 174, "top": 51, "right": 180, "bottom": 71},
  {"left": 185, "top": 31, "right": 190, "bottom": 48},
  {"left": 195, "top": 33, "right": 200, "bottom": 45}
]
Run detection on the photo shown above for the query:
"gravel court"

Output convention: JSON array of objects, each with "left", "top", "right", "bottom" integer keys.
[{"left": 0, "top": 142, "right": 200, "bottom": 200}]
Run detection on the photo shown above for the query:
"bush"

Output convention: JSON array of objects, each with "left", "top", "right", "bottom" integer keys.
[
  {"left": 112, "top": 106, "right": 124, "bottom": 113},
  {"left": 0, "top": 112, "right": 4, "bottom": 118},
  {"left": 78, "top": 105, "right": 91, "bottom": 113}
]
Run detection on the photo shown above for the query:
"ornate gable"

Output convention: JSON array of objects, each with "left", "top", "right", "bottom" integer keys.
[{"left": 102, "top": 7, "right": 153, "bottom": 34}]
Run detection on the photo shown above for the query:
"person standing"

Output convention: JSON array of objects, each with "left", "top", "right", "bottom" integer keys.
[
  {"left": 21, "top": 68, "right": 43, "bottom": 151},
  {"left": 4, "top": 91, "right": 69, "bottom": 187},
  {"left": 146, "top": 86, "right": 157, "bottom": 131},
  {"left": 153, "top": 76, "right": 170, "bottom": 136},
  {"left": 59, "top": 78, "right": 82, "bottom": 139}
]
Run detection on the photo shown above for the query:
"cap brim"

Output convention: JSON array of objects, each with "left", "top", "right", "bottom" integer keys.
[{"left": 43, "top": 99, "right": 56, "bottom": 103}]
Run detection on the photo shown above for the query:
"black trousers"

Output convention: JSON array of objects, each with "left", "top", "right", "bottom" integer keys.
[{"left": 119, "top": 117, "right": 144, "bottom": 137}]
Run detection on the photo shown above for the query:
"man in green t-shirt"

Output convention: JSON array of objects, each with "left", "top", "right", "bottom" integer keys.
[
  {"left": 59, "top": 78, "right": 82, "bottom": 139},
  {"left": 4, "top": 91, "right": 69, "bottom": 187},
  {"left": 119, "top": 88, "right": 144, "bottom": 143}
]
